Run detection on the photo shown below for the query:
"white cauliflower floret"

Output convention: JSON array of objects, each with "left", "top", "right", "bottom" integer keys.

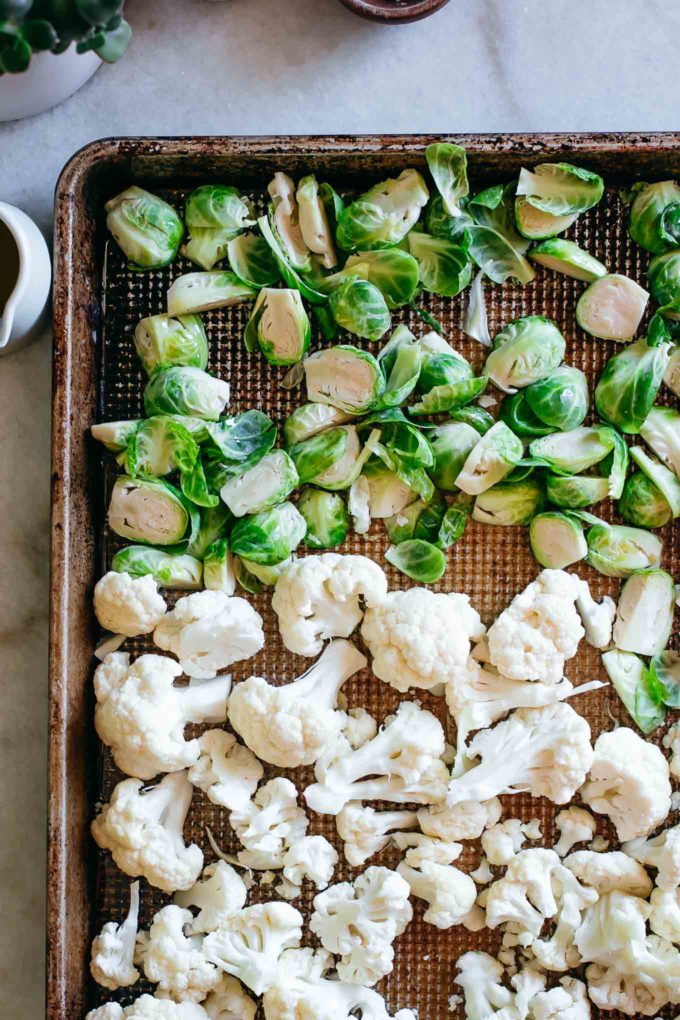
[
  {"left": 341, "top": 706, "right": 378, "bottom": 748},
  {"left": 94, "top": 652, "right": 232, "bottom": 780},
  {"left": 454, "top": 951, "right": 514, "bottom": 1020},
  {"left": 154, "top": 591, "right": 264, "bottom": 679},
  {"left": 336, "top": 803, "right": 419, "bottom": 866},
  {"left": 86, "top": 1007, "right": 125, "bottom": 1020},
  {"left": 664, "top": 722, "right": 680, "bottom": 780},
  {"left": 90, "top": 881, "right": 140, "bottom": 990},
  {"left": 230, "top": 777, "right": 308, "bottom": 870},
  {"left": 361, "top": 587, "right": 485, "bottom": 693},
  {"left": 486, "top": 569, "right": 584, "bottom": 684},
  {"left": 91, "top": 771, "right": 203, "bottom": 893},
  {"left": 650, "top": 886, "right": 680, "bottom": 944},
  {"left": 310, "top": 866, "right": 412, "bottom": 986},
  {"left": 392, "top": 832, "right": 463, "bottom": 867},
  {"left": 94, "top": 571, "right": 167, "bottom": 637},
  {"left": 581, "top": 727, "right": 671, "bottom": 841},
  {"left": 87, "top": 997, "right": 208, "bottom": 1020},
  {"left": 418, "top": 797, "right": 502, "bottom": 842},
  {"left": 397, "top": 859, "right": 476, "bottom": 929},
  {"left": 272, "top": 553, "right": 387, "bottom": 657},
  {"left": 282, "top": 835, "right": 338, "bottom": 891},
  {"left": 574, "top": 578, "right": 616, "bottom": 650},
  {"left": 482, "top": 818, "right": 542, "bottom": 866},
  {"left": 305, "top": 700, "right": 448, "bottom": 815},
  {"left": 563, "top": 850, "right": 652, "bottom": 896},
  {"left": 187, "top": 731, "right": 263, "bottom": 812},
  {"left": 553, "top": 807, "right": 597, "bottom": 857},
  {"left": 447, "top": 702, "right": 593, "bottom": 807},
  {"left": 138, "top": 905, "right": 219, "bottom": 1003},
  {"left": 204, "top": 901, "right": 303, "bottom": 996},
  {"left": 203, "top": 974, "right": 256, "bottom": 1020},
  {"left": 623, "top": 824, "right": 680, "bottom": 890},
  {"left": 228, "top": 639, "right": 367, "bottom": 767},
  {"left": 585, "top": 960, "right": 670, "bottom": 1017},
  {"left": 175, "top": 862, "right": 247, "bottom": 934},
  {"left": 530, "top": 976, "right": 591, "bottom": 1020}
]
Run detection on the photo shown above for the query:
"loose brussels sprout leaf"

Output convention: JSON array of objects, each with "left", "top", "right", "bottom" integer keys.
[
  {"left": 586, "top": 522, "right": 662, "bottom": 577},
  {"left": 112, "top": 545, "right": 204, "bottom": 589},
  {"left": 203, "top": 538, "right": 236, "bottom": 594},
  {"left": 594, "top": 336, "right": 671, "bottom": 434},
  {"left": 242, "top": 557, "right": 292, "bottom": 587},
  {"left": 648, "top": 250, "right": 680, "bottom": 319},
  {"left": 267, "top": 172, "right": 311, "bottom": 270},
  {"left": 620, "top": 471, "right": 672, "bottom": 528},
  {"left": 485, "top": 316, "right": 566, "bottom": 393},
  {"left": 281, "top": 362, "right": 305, "bottom": 391},
  {"left": 336, "top": 169, "right": 429, "bottom": 251},
  {"left": 529, "top": 512, "right": 587, "bottom": 569},
  {"left": 298, "top": 487, "right": 350, "bottom": 549},
  {"left": 167, "top": 272, "right": 256, "bottom": 316},
  {"left": 385, "top": 492, "right": 446, "bottom": 545},
  {"left": 425, "top": 142, "right": 469, "bottom": 218},
  {"left": 182, "top": 185, "right": 255, "bottom": 270},
  {"left": 464, "top": 271, "right": 491, "bottom": 347},
  {"left": 500, "top": 392, "right": 555, "bottom": 437},
  {"left": 386, "top": 539, "right": 447, "bottom": 584},
  {"left": 344, "top": 250, "right": 420, "bottom": 309},
  {"left": 529, "top": 238, "right": 607, "bottom": 281},
  {"left": 613, "top": 569, "right": 675, "bottom": 658},
  {"left": 467, "top": 184, "right": 535, "bottom": 285},
  {"left": 628, "top": 180, "right": 680, "bottom": 254},
  {"left": 630, "top": 445, "right": 680, "bottom": 517},
  {"left": 91, "top": 419, "right": 140, "bottom": 452},
  {"left": 424, "top": 195, "right": 474, "bottom": 243},
  {"left": 598, "top": 427, "right": 629, "bottom": 499},
  {"left": 288, "top": 428, "right": 348, "bottom": 485},
  {"left": 417, "top": 350, "right": 473, "bottom": 394},
  {"left": 227, "top": 232, "right": 280, "bottom": 289},
  {"left": 524, "top": 366, "right": 589, "bottom": 431},
  {"left": 105, "top": 186, "right": 183, "bottom": 270},
  {"left": 602, "top": 649, "right": 666, "bottom": 734},
  {"left": 318, "top": 182, "right": 345, "bottom": 233},
  {"left": 359, "top": 410, "right": 434, "bottom": 471},
  {"left": 407, "top": 232, "right": 472, "bottom": 298},
  {"left": 229, "top": 501, "right": 306, "bottom": 565},
  {"left": 257, "top": 214, "right": 326, "bottom": 304},
  {"left": 220, "top": 449, "right": 298, "bottom": 516},
  {"left": 450, "top": 405, "right": 495, "bottom": 435},
  {"left": 640, "top": 405, "right": 680, "bottom": 477},
  {"left": 133, "top": 313, "right": 208, "bottom": 376},
  {"left": 546, "top": 473, "right": 610, "bottom": 509},
  {"left": 514, "top": 198, "right": 578, "bottom": 240},
  {"left": 650, "top": 650, "right": 680, "bottom": 708},
  {"left": 296, "top": 175, "right": 338, "bottom": 270},
  {"left": 362, "top": 456, "right": 416, "bottom": 518},
  {"left": 203, "top": 410, "right": 277, "bottom": 471},
  {"left": 576, "top": 274, "right": 649, "bottom": 342},
  {"left": 455, "top": 421, "right": 524, "bottom": 495},
  {"left": 283, "top": 402, "right": 354, "bottom": 446},
  {"left": 327, "top": 277, "right": 391, "bottom": 341},
  {"left": 179, "top": 456, "right": 220, "bottom": 510},
  {"left": 144, "top": 366, "right": 230, "bottom": 421},
  {"left": 186, "top": 503, "right": 232, "bottom": 560},
  {"left": 367, "top": 435, "right": 434, "bottom": 503},
  {"left": 377, "top": 324, "right": 417, "bottom": 374},
  {"left": 123, "top": 416, "right": 198, "bottom": 478},
  {"left": 473, "top": 477, "right": 545, "bottom": 525},
  {"left": 417, "top": 331, "right": 455, "bottom": 357},
  {"left": 234, "top": 557, "right": 264, "bottom": 594},
  {"left": 469, "top": 183, "right": 531, "bottom": 253},
  {"left": 348, "top": 475, "right": 371, "bottom": 535},
  {"left": 374, "top": 343, "right": 422, "bottom": 410},
  {"left": 304, "top": 345, "right": 384, "bottom": 413},
  {"left": 529, "top": 427, "right": 615, "bottom": 474},
  {"left": 516, "top": 163, "right": 604, "bottom": 216},
  {"left": 410, "top": 376, "right": 488, "bottom": 417},
  {"left": 244, "top": 288, "right": 311, "bottom": 366},
  {"left": 108, "top": 476, "right": 199, "bottom": 547},
  {"left": 313, "top": 425, "right": 372, "bottom": 491},
  {"left": 437, "top": 494, "right": 473, "bottom": 548}
]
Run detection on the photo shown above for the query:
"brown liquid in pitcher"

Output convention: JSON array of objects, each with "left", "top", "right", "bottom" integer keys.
[{"left": 0, "top": 220, "right": 20, "bottom": 316}]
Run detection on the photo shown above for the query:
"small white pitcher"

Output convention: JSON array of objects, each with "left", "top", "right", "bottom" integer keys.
[{"left": 0, "top": 202, "right": 51, "bottom": 356}]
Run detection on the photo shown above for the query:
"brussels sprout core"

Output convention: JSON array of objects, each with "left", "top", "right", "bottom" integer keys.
[
  {"left": 108, "top": 477, "right": 191, "bottom": 546},
  {"left": 220, "top": 450, "right": 299, "bottom": 517},
  {"left": 529, "top": 512, "right": 587, "bottom": 568},
  {"left": 576, "top": 274, "right": 649, "bottom": 341},
  {"left": 304, "top": 345, "right": 384, "bottom": 414}
]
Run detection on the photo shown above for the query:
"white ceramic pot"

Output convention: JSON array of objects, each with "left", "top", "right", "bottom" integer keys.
[
  {"left": 0, "top": 202, "right": 51, "bottom": 356},
  {"left": 0, "top": 44, "right": 100, "bottom": 123}
]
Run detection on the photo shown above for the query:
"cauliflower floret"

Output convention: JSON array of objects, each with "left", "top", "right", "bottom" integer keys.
[
  {"left": 585, "top": 961, "right": 670, "bottom": 1017},
  {"left": 305, "top": 700, "right": 448, "bottom": 815},
  {"left": 203, "top": 974, "right": 256, "bottom": 1020},
  {"left": 574, "top": 578, "right": 616, "bottom": 650},
  {"left": 228, "top": 639, "right": 367, "bottom": 767},
  {"left": 341, "top": 706, "right": 378, "bottom": 749},
  {"left": 91, "top": 771, "right": 203, "bottom": 893},
  {"left": 282, "top": 835, "right": 338, "bottom": 891},
  {"left": 203, "top": 901, "right": 303, "bottom": 995},
  {"left": 581, "top": 728, "right": 671, "bottom": 842},
  {"left": 94, "top": 652, "right": 232, "bottom": 780},
  {"left": 564, "top": 849, "right": 652, "bottom": 896},
  {"left": 230, "top": 777, "right": 308, "bottom": 870},
  {"left": 664, "top": 722, "right": 680, "bottom": 780},
  {"left": 87, "top": 998, "right": 208, "bottom": 1020},
  {"left": 271, "top": 553, "right": 387, "bottom": 657},
  {"left": 361, "top": 588, "right": 485, "bottom": 693},
  {"left": 138, "top": 905, "right": 219, "bottom": 1003},
  {"left": 447, "top": 702, "right": 593, "bottom": 807},
  {"left": 90, "top": 881, "right": 140, "bottom": 990},
  {"left": 154, "top": 591, "right": 264, "bottom": 679},
  {"left": 310, "top": 866, "right": 413, "bottom": 986},
  {"left": 482, "top": 818, "right": 543, "bottom": 867},
  {"left": 650, "top": 886, "right": 680, "bottom": 944},
  {"left": 336, "top": 803, "right": 419, "bottom": 867},
  {"left": 553, "top": 807, "right": 597, "bottom": 857},
  {"left": 94, "top": 571, "right": 167, "bottom": 637},
  {"left": 397, "top": 859, "right": 476, "bottom": 929},
  {"left": 392, "top": 832, "right": 463, "bottom": 867},
  {"left": 623, "top": 824, "right": 680, "bottom": 890},
  {"left": 187, "top": 731, "right": 263, "bottom": 812},
  {"left": 418, "top": 797, "right": 502, "bottom": 842},
  {"left": 530, "top": 976, "right": 591, "bottom": 1020},
  {"left": 453, "top": 951, "right": 514, "bottom": 1020},
  {"left": 86, "top": 1007, "right": 125, "bottom": 1020},
  {"left": 486, "top": 569, "right": 584, "bottom": 684},
  {"left": 175, "top": 862, "right": 247, "bottom": 934}
]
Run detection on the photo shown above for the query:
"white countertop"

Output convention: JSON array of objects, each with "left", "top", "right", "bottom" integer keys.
[{"left": 2, "top": 1, "right": 679, "bottom": 1016}]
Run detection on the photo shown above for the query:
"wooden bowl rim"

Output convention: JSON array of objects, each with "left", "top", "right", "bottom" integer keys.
[{"left": 339, "top": 0, "right": 450, "bottom": 23}]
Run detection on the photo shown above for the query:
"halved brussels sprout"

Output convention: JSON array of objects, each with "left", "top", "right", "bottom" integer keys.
[
  {"left": 628, "top": 180, "right": 680, "bottom": 254},
  {"left": 602, "top": 649, "right": 665, "bottom": 735},
  {"left": 485, "top": 316, "right": 566, "bottom": 392},
  {"left": 91, "top": 419, "right": 140, "bottom": 452},
  {"left": 410, "top": 376, "right": 488, "bottom": 417},
  {"left": 472, "top": 477, "right": 545, "bottom": 525},
  {"left": 108, "top": 476, "right": 199, "bottom": 547},
  {"left": 227, "top": 232, "right": 280, "bottom": 289},
  {"left": 528, "top": 238, "right": 607, "bottom": 281},
  {"left": 648, "top": 250, "right": 680, "bottom": 318},
  {"left": 437, "top": 494, "right": 473, "bottom": 548},
  {"left": 304, "top": 345, "right": 384, "bottom": 414},
  {"left": 283, "top": 402, "right": 355, "bottom": 446},
  {"left": 203, "top": 538, "right": 236, "bottom": 594},
  {"left": 229, "top": 501, "right": 307, "bottom": 565},
  {"left": 546, "top": 474, "right": 610, "bottom": 509},
  {"left": 500, "top": 392, "right": 556, "bottom": 438},
  {"left": 112, "top": 545, "right": 204, "bottom": 589},
  {"left": 640, "top": 405, "right": 680, "bottom": 477},
  {"left": 514, "top": 199, "right": 577, "bottom": 241},
  {"left": 328, "top": 277, "right": 391, "bottom": 341},
  {"left": 257, "top": 214, "right": 326, "bottom": 305},
  {"left": 576, "top": 274, "right": 649, "bottom": 341},
  {"left": 362, "top": 457, "right": 415, "bottom": 518},
  {"left": 464, "top": 270, "right": 491, "bottom": 347},
  {"left": 167, "top": 272, "right": 256, "bottom": 316},
  {"left": 523, "top": 366, "right": 590, "bottom": 432},
  {"left": 613, "top": 569, "right": 675, "bottom": 658},
  {"left": 336, "top": 169, "right": 429, "bottom": 251},
  {"left": 220, "top": 449, "right": 298, "bottom": 517},
  {"left": 182, "top": 185, "right": 255, "bottom": 270},
  {"left": 620, "top": 471, "right": 673, "bottom": 528},
  {"left": 407, "top": 233, "right": 472, "bottom": 298},
  {"left": 133, "top": 313, "right": 208, "bottom": 376},
  {"left": 268, "top": 172, "right": 310, "bottom": 270},
  {"left": 313, "top": 425, "right": 371, "bottom": 491},
  {"left": 344, "top": 250, "right": 420, "bottom": 309},
  {"left": 630, "top": 445, "right": 680, "bottom": 517},
  {"left": 529, "top": 512, "right": 587, "bottom": 569},
  {"left": 455, "top": 421, "right": 524, "bottom": 495},
  {"left": 586, "top": 522, "right": 662, "bottom": 577},
  {"left": 296, "top": 175, "right": 338, "bottom": 270},
  {"left": 105, "top": 186, "right": 183, "bottom": 270},
  {"left": 122, "top": 416, "right": 198, "bottom": 478},
  {"left": 298, "top": 488, "right": 350, "bottom": 549},
  {"left": 594, "top": 336, "right": 671, "bottom": 434},
  {"left": 385, "top": 492, "right": 446, "bottom": 545},
  {"left": 425, "top": 142, "right": 469, "bottom": 218},
  {"left": 144, "top": 366, "right": 230, "bottom": 421},
  {"left": 243, "top": 288, "right": 311, "bottom": 366},
  {"left": 288, "top": 428, "right": 348, "bottom": 485},
  {"left": 418, "top": 350, "right": 473, "bottom": 394},
  {"left": 386, "top": 539, "right": 446, "bottom": 584},
  {"left": 529, "top": 427, "right": 615, "bottom": 474},
  {"left": 468, "top": 183, "right": 535, "bottom": 286},
  {"left": 187, "top": 503, "right": 232, "bottom": 560},
  {"left": 516, "top": 162, "right": 604, "bottom": 216}
]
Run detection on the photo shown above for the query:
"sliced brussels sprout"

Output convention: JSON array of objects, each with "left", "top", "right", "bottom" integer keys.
[
  {"left": 227, "top": 232, "right": 280, "bottom": 289},
  {"left": 467, "top": 183, "right": 535, "bottom": 285},
  {"left": 628, "top": 180, "right": 680, "bottom": 254},
  {"left": 529, "top": 426, "right": 615, "bottom": 474},
  {"left": 630, "top": 446, "right": 680, "bottom": 517},
  {"left": 375, "top": 342, "right": 422, "bottom": 410},
  {"left": 203, "top": 538, "right": 236, "bottom": 594},
  {"left": 523, "top": 366, "right": 590, "bottom": 432},
  {"left": 344, "top": 250, "right": 420, "bottom": 309},
  {"left": 576, "top": 274, "right": 649, "bottom": 341},
  {"left": 620, "top": 471, "right": 673, "bottom": 528},
  {"left": 362, "top": 456, "right": 415, "bottom": 518},
  {"left": 407, "top": 232, "right": 472, "bottom": 298},
  {"left": 613, "top": 569, "right": 675, "bottom": 658},
  {"left": 219, "top": 449, "right": 298, "bottom": 517},
  {"left": 386, "top": 539, "right": 446, "bottom": 584},
  {"left": 108, "top": 476, "right": 199, "bottom": 547},
  {"left": 410, "top": 377, "right": 488, "bottom": 417},
  {"left": 639, "top": 405, "right": 680, "bottom": 477},
  {"left": 122, "top": 416, "right": 198, "bottom": 478},
  {"left": 288, "top": 428, "right": 348, "bottom": 485},
  {"left": 464, "top": 270, "right": 491, "bottom": 347},
  {"left": 312, "top": 425, "right": 371, "bottom": 491},
  {"left": 348, "top": 475, "right": 371, "bottom": 535},
  {"left": 650, "top": 651, "right": 680, "bottom": 708},
  {"left": 111, "top": 545, "right": 204, "bottom": 589},
  {"left": 295, "top": 175, "right": 338, "bottom": 270},
  {"left": 418, "top": 350, "right": 473, "bottom": 394},
  {"left": 648, "top": 250, "right": 680, "bottom": 318},
  {"left": 243, "top": 288, "right": 311, "bottom": 366},
  {"left": 167, "top": 272, "right": 256, "bottom": 316},
  {"left": 336, "top": 169, "right": 429, "bottom": 251},
  {"left": 283, "top": 402, "right": 354, "bottom": 446},
  {"left": 472, "top": 476, "right": 545, "bottom": 526},
  {"left": 599, "top": 428, "right": 629, "bottom": 499},
  {"left": 514, "top": 199, "right": 577, "bottom": 240},
  {"left": 516, "top": 163, "right": 604, "bottom": 216},
  {"left": 424, "top": 195, "right": 474, "bottom": 243},
  {"left": 601, "top": 649, "right": 666, "bottom": 734},
  {"left": 304, "top": 345, "right": 384, "bottom": 414},
  {"left": 257, "top": 214, "right": 326, "bottom": 305},
  {"left": 586, "top": 522, "right": 662, "bottom": 577},
  {"left": 485, "top": 315, "right": 566, "bottom": 393},
  {"left": 133, "top": 313, "right": 208, "bottom": 376},
  {"left": 425, "top": 142, "right": 469, "bottom": 218},
  {"left": 546, "top": 474, "right": 610, "bottom": 509},
  {"left": 437, "top": 494, "right": 473, "bottom": 548},
  {"left": 229, "top": 501, "right": 307, "bottom": 565},
  {"left": 182, "top": 185, "right": 255, "bottom": 270},
  {"left": 528, "top": 238, "right": 607, "bottom": 281},
  {"left": 529, "top": 512, "right": 587, "bottom": 569},
  {"left": 267, "top": 172, "right": 310, "bottom": 270},
  {"left": 594, "top": 336, "right": 671, "bottom": 434},
  {"left": 186, "top": 503, "right": 232, "bottom": 560},
  {"left": 144, "top": 366, "right": 230, "bottom": 421},
  {"left": 500, "top": 392, "right": 555, "bottom": 438},
  {"left": 91, "top": 419, "right": 140, "bottom": 452},
  {"left": 105, "top": 186, "right": 183, "bottom": 270},
  {"left": 298, "top": 487, "right": 350, "bottom": 549},
  {"left": 455, "top": 421, "right": 524, "bottom": 495},
  {"left": 327, "top": 276, "right": 391, "bottom": 341},
  {"left": 384, "top": 492, "right": 446, "bottom": 545}
]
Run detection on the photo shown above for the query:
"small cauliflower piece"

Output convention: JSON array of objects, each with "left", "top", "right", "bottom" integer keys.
[
  {"left": 397, "top": 859, "right": 476, "bottom": 929},
  {"left": 282, "top": 835, "right": 338, "bottom": 891},
  {"left": 361, "top": 587, "right": 486, "bottom": 693},
  {"left": 230, "top": 777, "right": 308, "bottom": 870},
  {"left": 271, "top": 553, "right": 387, "bottom": 657},
  {"left": 203, "top": 974, "right": 256, "bottom": 1020},
  {"left": 187, "top": 731, "right": 263, "bottom": 812},
  {"left": 87, "top": 998, "right": 209, "bottom": 1020},
  {"left": 581, "top": 728, "right": 671, "bottom": 842},
  {"left": 453, "top": 951, "right": 514, "bottom": 1020},
  {"left": 530, "top": 976, "right": 591, "bottom": 1020},
  {"left": 86, "top": 1007, "right": 125, "bottom": 1020},
  {"left": 664, "top": 722, "right": 680, "bottom": 780},
  {"left": 563, "top": 849, "right": 652, "bottom": 896},
  {"left": 341, "top": 706, "right": 378, "bottom": 749},
  {"left": 553, "top": 807, "right": 597, "bottom": 857},
  {"left": 203, "top": 901, "right": 303, "bottom": 996},
  {"left": 154, "top": 591, "right": 264, "bottom": 679},
  {"left": 623, "top": 824, "right": 680, "bottom": 890},
  {"left": 650, "top": 886, "right": 680, "bottom": 944},
  {"left": 574, "top": 578, "right": 616, "bottom": 650},
  {"left": 392, "top": 832, "right": 463, "bottom": 868},
  {"left": 94, "top": 571, "right": 167, "bottom": 637},
  {"left": 418, "top": 797, "right": 502, "bottom": 842},
  {"left": 90, "top": 881, "right": 140, "bottom": 990},
  {"left": 585, "top": 960, "right": 669, "bottom": 1018},
  {"left": 175, "top": 862, "right": 247, "bottom": 934},
  {"left": 336, "top": 802, "right": 419, "bottom": 867},
  {"left": 139, "top": 904, "right": 219, "bottom": 1003},
  {"left": 482, "top": 818, "right": 542, "bottom": 866}
]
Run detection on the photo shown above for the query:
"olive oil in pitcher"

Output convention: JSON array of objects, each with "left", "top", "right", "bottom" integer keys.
[{"left": 0, "top": 219, "right": 20, "bottom": 316}]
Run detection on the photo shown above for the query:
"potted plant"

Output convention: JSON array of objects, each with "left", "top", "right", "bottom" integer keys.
[{"left": 0, "top": 0, "right": 131, "bottom": 121}]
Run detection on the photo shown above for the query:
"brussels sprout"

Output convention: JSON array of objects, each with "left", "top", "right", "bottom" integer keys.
[
  {"left": 313, "top": 426, "right": 372, "bottom": 491},
  {"left": 529, "top": 512, "right": 587, "bottom": 569},
  {"left": 375, "top": 342, "right": 422, "bottom": 410},
  {"left": 182, "top": 185, "right": 255, "bottom": 270},
  {"left": 326, "top": 277, "right": 390, "bottom": 341},
  {"left": 514, "top": 199, "right": 578, "bottom": 240},
  {"left": 91, "top": 419, "right": 140, "bottom": 452},
  {"left": 640, "top": 405, "right": 680, "bottom": 477},
  {"left": 666, "top": 347, "right": 680, "bottom": 399},
  {"left": 203, "top": 411, "right": 277, "bottom": 473},
  {"left": 450, "top": 404, "right": 495, "bottom": 434},
  {"left": 187, "top": 503, "right": 232, "bottom": 560},
  {"left": 133, "top": 313, "right": 208, "bottom": 376},
  {"left": 144, "top": 366, "right": 230, "bottom": 421},
  {"left": 528, "top": 238, "right": 607, "bottom": 281},
  {"left": 464, "top": 270, "right": 491, "bottom": 347},
  {"left": 586, "top": 522, "right": 662, "bottom": 577},
  {"left": 598, "top": 427, "right": 629, "bottom": 499},
  {"left": 318, "top": 183, "right": 345, "bottom": 233},
  {"left": 620, "top": 471, "right": 673, "bottom": 528},
  {"left": 242, "top": 558, "right": 292, "bottom": 587},
  {"left": 288, "top": 428, "right": 348, "bottom": 485},
  {"left": 386, "top": 539, "right": 446, "bottom": 584},
  {"left": 411, "top": 377, "right": 488, "bottom": 417},
  {"left": 594, "top": 336, "right": 671, "bottom": 435},
  {"left": 243, "top": 288, "right": 311, "bottom": 366},
  {"left": 298, "top": 488, "right": 350, "bottom": 549},
  {"left": 529, "top": 427, "right": 615, "bottom": 474},
  {"left": 576, "top": 274, "right": 649, "bottom": 341},
  {"left": 296, "top": 175, "right": 338, "bottom": 270},
  {"left": 546, "top": 474, "right": 610, "bottom": 509},
  {"left": 227, "top": 232, "right": 280, "bottom": 289},
  {"left": 366, "top": 432, "right": 433, "bottom": 503},
  {"left": 485, "top": 316, "right": 566, "bottom": 393},
  {"left": 418, "top": 350, "right": 473, "bottom": 394},
  {"left": 628, "top": 180, "right": 680, "bottom": 254},
  {"left": 168, "top": 271, "right": 257, "bottom": 316},
  {"left": 108, "top": 476, "right": 199, "bottom": 547},
  {"left": 650, "top": 650, "right": 680, "bottom": 707},
  {"left": 219, "top": 449, "right": 298, "bottom": 516},
  {"left": 437, "top": 494, "right": 473, "bottom": 548},
  {"left": 267, "top": 172, "right": 311, "bottom": 270},
  {"left": 283, "top": 402, "right": 354, "bottom": 446},
  {"left": 500, "top": 393, "right": 555, "bottom": 437},
  {"left": 105, "top": 186, "right": 183, "bottom": 270},
  {"left": 524, "top": 366, "right": 590, "bottom": 431},
  {"left": 112, "top": 546, "right": 204, "bottom": 589},
  {"left": 122, "top": 416, "right": 198, "bottom": 478},
  {"left": 602, "top": 649, "right": 666, "bottom": 734},
  {"left": 468, "top": 183, "right": 535, "bottom": 285},
  {"left": 203, "top": 538, "right": 236, "bottom": 594},
  {"left": 336, "top": 169, "right": 429, "bottom": 251},
  {"left": 455, "top": 421, "right": 524, "bottom": 495},
  {"left": 407, "top": 233, "right": 472, "bottom": 298},
  {"left": 233, "top": 557, "right": 264, "bottom": 594},
  {"left": 304, "top": 345, "right": 384, "bottom": 413},
  {"left": 362, "top": 457, "right": 415, "bottom": 518},
  {"left": 613, "top": 569, "right": 675, "bottom": 658},
  {"left": 647, "top": 249, "right": 680, "bottom": 319},
  {"left": 229, "top": 501, "right": 306, "bottom": 565},
  {"left": 630, "top": 445, "right": 680, "bottom": 517},
  {"left": 516, "top": 162, "right": 604, "bottom": 216},
  {"left": 470, "top": 183, "right": 531, "bottom": 252},
  {"left": 425, "top": 142, "right": 469, "bottom": 218},
  {"left": 344, "top": 250, "right": 420, "bottom": 309},
  {"left": 473, "top": 477, "right": 545, "bottom": 526},
  {"left": 416, "top": 331, "right": 455, "bottom": 357},
  {"left": 385, "top": 493, "right": 446, "bottom": 545},
  {"left": 424, "top": 196, "right": 474, "bottom": 243},
  {"left": 257, "top": 214, "right": 326, "bottom": 305}
]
